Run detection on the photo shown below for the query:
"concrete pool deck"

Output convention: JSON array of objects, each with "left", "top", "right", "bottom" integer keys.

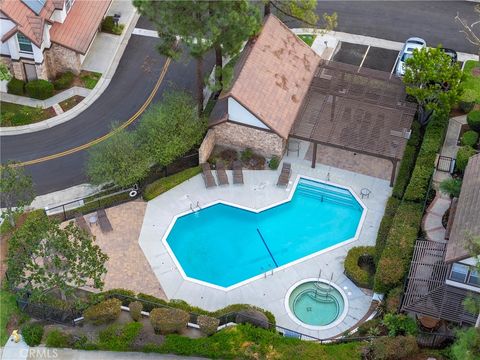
[{"left": 138, "top": 152, "right": 391, "bottom": 339}]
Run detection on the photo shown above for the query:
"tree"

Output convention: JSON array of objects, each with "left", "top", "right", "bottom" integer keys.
[
  {"left": 455, "top": 5, "right": 480, "bottom": 58},
  {"left": 0, "top": 162, "right": 35, "bottom": 227},
  {"left": 403, "top": 47, "right": 465, "bottom": 125},
  {"left": 0, "top": 63, "right": 12, "bottom": 82},
  {"left": 452, "top": 327, "right": 480, "bottom": 360},
  {"left": 86, "top": 126, "right": 149, "bottom": 188},
  {"left": 133, "top": 0, "right": 212, "bottom": 115},
  {"left": 137, "top": 91, "right": 207, "bottom": 167},
  {"left": 7, "top": 213, "right": 108, "bottom": 301}
]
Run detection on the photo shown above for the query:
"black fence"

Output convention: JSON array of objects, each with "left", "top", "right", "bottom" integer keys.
[{"left": 16, "top": 296, "right": 82, "bottom": 326}]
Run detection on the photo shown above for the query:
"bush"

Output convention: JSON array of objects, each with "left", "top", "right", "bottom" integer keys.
[
  {"left": 25, "top": 79, "right": 54, "bottom": 100},
  {"left": 235, "top": 309, "right": 270, "bottom": 329},
  {"left": 368, "top": 335, "right": 419, "bottom": 360},
  {"left": 268, "top": 156, "right": 280, "bottom": 170},
  {"left": 7, "top": 77, "right": 25, "bottom": 95},
  {"left": 143, "top": 166, "right": 201, "bottom": 201},
  {"left": 129, "top": 301, "right": 143, "bottom": 321},
  {"left": 92, "top": 288, "right": 136, "bottom": 306},
  {"left": 197, "top": 315, "right": 219, "bottom": 336},
  {"left": 45, "top": 329, "right": 73, "bottom": 348},
  {"left": 456, "top": 146, "right": 477, "bottom": 173},
  {"left": 385, "top": 286, "right": 403, "bottom": 314},
  {"left": 374, "top": 197, "right": 401, "bottom": 263},
  {"left": 21, "top": 323, "right": 44, "bottom": 346},
  {"left": 240, "top": 148, "right": 253, "bottom": 162},
  {"left": 459, "top": 89, "right": 477, "bottom": 113},
  {"left": 440, "top": 178, "right": 462, "bottom": 198},
  {"left": 101, "top": 16, "right": 115, "bottom": 32},
  {"left": 461, "top": 130, "right": 479, "bottom": 147},
  {"left": 467, "top": 110, "right": 480, "bottom": 132},
  {"left": 382, "top": 313, "right": 418, "bottom": 336},
  {"left": 150, "top": 308, "right": 190, "bottom": 334},
  {"left": 344, "top": 246, "right": 376, "bottom": 289},
  {"left": 53, "top": 72, "right": 74, "bottom": 90},
  {"left": 357, "top": 318, "right": 383, "bottom": 336},
  {"left": 83, "top": 298, "right": 122, "bottom": 325}
]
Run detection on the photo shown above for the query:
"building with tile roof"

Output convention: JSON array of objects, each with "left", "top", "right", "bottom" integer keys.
[{"left": 0, "top": 0, "right": 111, "bottom": 81}]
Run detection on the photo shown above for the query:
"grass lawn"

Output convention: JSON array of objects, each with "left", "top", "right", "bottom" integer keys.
[
  {"left": 80, "top": 71, "right": 102, "bottom": 90},
  {"left": 0, "top": 290, "right": 19, "bottom": 345},
  {"left": 463, "top": 60, "right": 480, "bottom": 103},
  {"left": 0, "top": 102, "right": 55, "bottom": 127},
  {"left": 298, "top": 34, "right": 316, "bottom": 47},
  {"left": 59, "top": 95, "right": 85, "bottom": 112}
]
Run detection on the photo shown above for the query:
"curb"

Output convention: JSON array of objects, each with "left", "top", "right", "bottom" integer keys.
[{"left": 0, "top": 11, "right": 140, "bottom": 136}]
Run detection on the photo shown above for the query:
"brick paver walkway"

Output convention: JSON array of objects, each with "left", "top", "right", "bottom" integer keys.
[{"left": 79, "top": 200, "right": 166, "bottom": 299}]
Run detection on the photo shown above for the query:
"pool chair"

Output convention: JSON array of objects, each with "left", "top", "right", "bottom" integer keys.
[
  {"left": 201, "top": 163, "right": 217, "bottom": 188},
  {"left": 97, "top": 208, "right": 113, "bottom": 233},
  {"left": 75, "top": 213, "right": 92, "bottom": 236},
  {"left": 216, "top": 160, "right": 229, "bottom": 185},
  {"left": 276, "top": 162, "right": 291, "bottom": 186},
  {"left": 233, "top": 160, "right": 244, "bottom": 184}
]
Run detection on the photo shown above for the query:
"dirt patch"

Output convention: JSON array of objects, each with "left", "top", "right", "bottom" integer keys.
[
  {"left": 472, "top": 67, "right": 480, "bottom": 77},
  {"left": 59, "top": 95, "right": 85, "bottom": 112}
]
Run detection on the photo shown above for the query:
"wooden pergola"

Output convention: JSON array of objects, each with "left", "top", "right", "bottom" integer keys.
[{"left": 290, "top": 60, "right": 417, "bottom": 186}]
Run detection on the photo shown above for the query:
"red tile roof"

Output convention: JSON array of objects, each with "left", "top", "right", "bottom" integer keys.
[
  {"left": 221, "top": 15, "right": 321, "bottom": 139},
  {"left": 50, "top": 0, "right": 111, "bottom": 54}
]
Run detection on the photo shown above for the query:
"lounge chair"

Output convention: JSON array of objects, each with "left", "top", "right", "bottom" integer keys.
[
  {"left": 216, "top": 161, "right": 229, "bottom": 185},
  {"left": 233, "top": 160, "right": 244, "bottom": 184},
  {"left": 201, "top": 163, "right": 217, "bottom": 188},
  {"left": 276, "top": 162, "right": 291, "bottom": 187},
  {"left": 97, "top": 209, "right": 113, "bottom": 233},
  {"left": 75, "top": 213, "right": 92, "bottom": 236}
]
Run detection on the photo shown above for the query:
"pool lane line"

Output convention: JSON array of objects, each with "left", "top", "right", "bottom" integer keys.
[
  {"left": 13, "top": 56, "right": 172, "bottom": 168},
  {"left": 256, "top": 228, "right": 279, "bottom": 268}
]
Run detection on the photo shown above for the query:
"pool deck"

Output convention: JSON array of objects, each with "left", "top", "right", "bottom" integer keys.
[{"left": 138, "top": 149, "right": 391, "bottom": 339}]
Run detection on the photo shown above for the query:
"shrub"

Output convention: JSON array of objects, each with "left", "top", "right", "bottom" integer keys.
[
  {"left": 92, "top": 288, "right": 136, "bottom": 306},
  {"left": 467, "top": 110, "right": 480, "bottom": 132},
  {"left": 129, "top": 301, "right": 143, "bottom": 321},
  {"left": 357, "top": 318, "right": 383, "bottom": 336},
  {"left": 197, "top": 315, "right": 219, "bottom": 336},
  {"left": 240, "top": 148, "right": 253, "bottom": 162},
  {"left": 150, "top": 308, "right": 190, "bottom": 334},
  {"left": 83, "top": 298, "right": 122, "bottom": 325},
  {"left": 7, "top": 77, "right": 25, "bottom": 95},
  {"left": 385, "top": 286, "right": 403, "bottom": 314},
  {"left": 439, "top": 178, "right": 462, "bottom": 198},
  {"left": 25, "top": 79, "right": 54, "bottom": 99},
  {"left": 101, "top": 16, "right": 115, "bottom": 33},
  {"left": 382, "top": 313, "right": 418, "bottom": 336},
  {"left": 53, "top": 71, "right": 74, "bottom": 90},
  {"left": 461, "top": 130, "right": 479, "bottom": 147},
  {"left": 45, "top": 330, "right": 73, "bottom": 348},
  {"left": 268, "top": 156, "right": 280, "bottom": 170},
  {"left": 344, "top": 246, "right": 376, "bottom": 289},
  {"left": 368, "top": 335, "right": 419, "bottom": 360},
  {"left": 98, "top": 322, "right": 143, "bottom": 351},
  {"left": 456, "top": 146, "right": 477, "bottom": 173},
  {"left": 459, "top": 89, "right": 477, "bottom": 113},
  {"left": 235, "top": 309, "right": 270, "bottom": 329},
  {"left": 452, "top": 327, "right": 480, "bottom": 360},
  {"left": 21, "top": 323, "right": 44, "bottom": 346},
  {"left": 374, "top": 197, "right": 401, "bottom": 263},
  {"left": 143, "top": 166, "right": 201, "bottom": 201}
]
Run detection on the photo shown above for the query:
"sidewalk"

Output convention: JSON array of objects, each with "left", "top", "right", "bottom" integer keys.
[{"left": 0, "top": 87, "right": 91, "bottom": 110}]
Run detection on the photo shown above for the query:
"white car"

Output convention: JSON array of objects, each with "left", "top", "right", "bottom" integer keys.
[{"left": 395, "top": 37, "right": 426, "bottom": 77}]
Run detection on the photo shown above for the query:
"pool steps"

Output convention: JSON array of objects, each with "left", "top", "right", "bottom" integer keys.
[{"left": 296, "top": 181, "right": 362, "bottom": 210}]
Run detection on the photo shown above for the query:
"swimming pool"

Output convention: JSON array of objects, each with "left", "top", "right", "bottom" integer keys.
[{"left": 164, "top": 178, "right": 365, "bottom": 289}]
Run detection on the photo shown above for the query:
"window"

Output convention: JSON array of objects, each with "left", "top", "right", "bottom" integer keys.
[
  {"left": 17, "top": 33, "right": 33, "bottom": 54},
  {"left": 65, "top": 0, "right": 75, "bottom": 12},
  {"left": 468, "top": 269, "right": 480, "bottom": 286},
  {"left": 450, "top": 263, "right": 469, "bottom": 283}
]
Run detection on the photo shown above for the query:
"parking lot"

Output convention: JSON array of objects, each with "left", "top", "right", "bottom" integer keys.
[{"left": 332, "top": 42, "right": 399, "bottom": 73}]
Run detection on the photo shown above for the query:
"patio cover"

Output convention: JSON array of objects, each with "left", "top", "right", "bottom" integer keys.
[{"left": 290, "top": 60, "right": 417, "bottom": 185}]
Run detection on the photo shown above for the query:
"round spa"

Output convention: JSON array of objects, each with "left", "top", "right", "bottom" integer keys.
[{"left": 286, "top": 279, "right": 348, "bottom": 329}]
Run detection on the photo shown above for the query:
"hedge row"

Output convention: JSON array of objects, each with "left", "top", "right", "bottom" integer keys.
[
  {"left": 143, "top": 166, "right": 201, "bottom": 201},
  {"left": 373, "top": 201, "right": 423, "bottom": 293},
  {"left": 374, "top": 197, "right": 401, "bottom": 263},
  {"left": 344, "top": 246, "right": 376, "bottom": 289},
  {"left": 403, "top": 110, "right": 450, "bottom": 202}
]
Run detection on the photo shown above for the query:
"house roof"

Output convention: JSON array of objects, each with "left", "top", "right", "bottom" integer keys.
[
  {"left": 211, "top": 14, "right": 321, "bottom": 139},
  {"left": 49, "top": 0, "right": 111, "bottom": 54},
  {"left": 445, "top": 153, "right": 480, "bottom": 263}
]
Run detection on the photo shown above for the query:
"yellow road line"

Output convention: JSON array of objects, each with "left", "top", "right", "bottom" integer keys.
[{"left": 17, "top": 57, "right": 172, "bottom": 167}]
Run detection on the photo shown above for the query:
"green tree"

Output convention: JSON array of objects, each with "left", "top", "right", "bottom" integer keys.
[
  {"left": 0, "top": 63, "right": 12, "bottom": 82},
  {"left": 137, "top": 91, "right": 207, "bottom": 167},
  {"left": 86, "top": 126, "right": 149, "bottom": 188},
  {"left": 452, "top": 327, "right": 480, "bottom": 360},
  {"left": 0, "top": 162, "right": 35, "bottom": 227},
  {"left": 403, "top": 47, "right": 464, "bottom": 125},
  {"left": 7, "top": 213, "right": 108, "bottom": 301}
]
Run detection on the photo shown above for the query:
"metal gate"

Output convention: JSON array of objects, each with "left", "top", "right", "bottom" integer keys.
[{"left": 436, "top": 156, "right": 455, "bottom": 173}]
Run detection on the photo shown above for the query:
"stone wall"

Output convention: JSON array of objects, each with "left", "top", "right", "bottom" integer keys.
[
  {"left": 213, "top": 122, "right": 286, "bottom": 158},
  {"left": 44, "top": 43, "right": 81, "bottom": 78},
  {"left": 35, "top": 62, "right": 49, "bottom": 80},
  {"left": 199, "top": 129, "right": 216, "bottom": 163}
]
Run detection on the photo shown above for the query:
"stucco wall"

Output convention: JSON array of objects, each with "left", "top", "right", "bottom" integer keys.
[
  {"left": 44, "top": 43, "right": 81, "bottom": 78},
  {"left": 199, "top": 129, "right": 216, "bottom": 163},
  {"left": 213, "top": 122, "right": 285, "bottom": 158}
]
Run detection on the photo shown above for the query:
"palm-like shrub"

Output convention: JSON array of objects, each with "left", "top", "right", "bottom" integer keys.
[{"left": 439, "top": 178, "right": 462, "bottom": 198}]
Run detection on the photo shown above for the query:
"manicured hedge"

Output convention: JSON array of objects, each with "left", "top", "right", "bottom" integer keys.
[
  {"left": 7, "top": 77, "right": 25, "bottom": 95},
  {"left": 404, "top": 110, "right": 450, "bottom": 202},
  {"left": 373, "top": 202, "right": 423, "bottom": 293},
  {"left": 374, "top": 197, "right": 401, "bottom": 263},
  {"left": 344, "top": 246, "right": 376, "bottom": 289},
  {"left": 467, "top": 110, "right": 480, "bottom": 132},
  {"left": 53, "top": 71, "right": 74, "bottom": 90},
  {"left": 461, "top": 130, "right": 479, "bottom": 147},
  {"left": 150, "top": 308, "right": 190, "bottom": 334},
  {"left": 143, "top": 166, "right": 201, "bottom": 201},
  {"left": 25, "top": 79, "right": 54, "bottom": 100},
  {"left": 456, "top": 145, "right": 477, "bottom": 173},
  {"left": 84, "top": 298, "right": 122, "bottom": 325}
]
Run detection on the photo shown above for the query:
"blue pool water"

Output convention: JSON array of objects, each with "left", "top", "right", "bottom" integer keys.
[{"left": 165, "top": 179, "right": 364, "bottom": 288}]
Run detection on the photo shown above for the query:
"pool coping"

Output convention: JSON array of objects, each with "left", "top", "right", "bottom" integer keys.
[
  {"left": 160, "top": 174, "right": 367, "bottom": 292},
  {"left": 284, "top": 278, "right": 350, "bottom": 331}
]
